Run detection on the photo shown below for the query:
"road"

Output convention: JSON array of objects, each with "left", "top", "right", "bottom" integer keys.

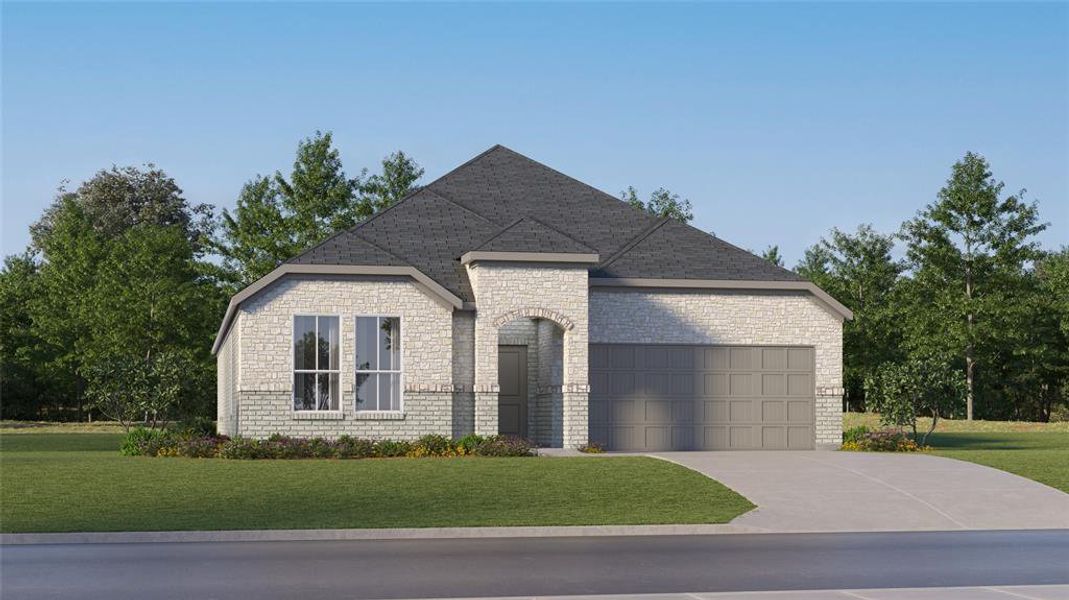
[{"left": 3, "top": 530, "right": 1068, "bottom": 599}]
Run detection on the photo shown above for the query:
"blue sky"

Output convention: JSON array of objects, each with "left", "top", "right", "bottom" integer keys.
[{"left": 2, "top": 2, "right": 1066, "bottom": 263}]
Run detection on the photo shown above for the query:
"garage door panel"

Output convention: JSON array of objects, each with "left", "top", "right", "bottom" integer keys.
[
  {"left": 590, "top": 344, "right": 815, "bottom": 451},
  {"left": 787, "top": 374, "right": 812, "bottom": 396},
  {"left": 761, "top": 400, "right": 786, "bottom": 422},
  {"left": 787, "top": 400, "right": 811, "bottom": 422},
  {"left": 788, "top": 426, "right": 813, "bottom": 449},
  {"left": 729, "top": 373, "right": 753, "bottom": 396},
  {"left": 787, "top": 348, "right": 813, "bottom": 371},
  {"left": 762, "top": 373, "right": 787, "bottom": 396},
  {"left": 762, "top": 426, "right": 786, "bottom": 450}
]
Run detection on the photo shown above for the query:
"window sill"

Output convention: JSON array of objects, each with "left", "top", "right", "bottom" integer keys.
[
  {"left": 292, "top": 411, "right": 344, "bottom": 421},
  {"left": 353, "top": 411, "right": 406, "bottom": 421}
]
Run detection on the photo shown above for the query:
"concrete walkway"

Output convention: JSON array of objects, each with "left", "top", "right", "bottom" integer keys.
[
  {"left": 653, "top": 451, "right": 1069, "bottom": 532},
  {"left": 410, "top": 586, "right": 1069, "bottom": 600}
]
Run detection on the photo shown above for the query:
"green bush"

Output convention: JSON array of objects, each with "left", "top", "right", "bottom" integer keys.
[
  {"left": 471, "top": 435, "right": 534, "bottom": 457},
  {"left": 841, "top": 428, "right": 922, "bottom": 452},
  {"left": 123, "top": 432, "right": 535, "bottom": 460},
  {"left": 120, "top": 427, "right": 174, "bottom": 456},
  {"left": 842, "top": 425, "right": 871, "bottom": 445},
  {"left": 578, "top": 442, "right": 605, "bottom": 454},
  {"left": 375, "top": 439, "right": 412, "bottom": 458}
]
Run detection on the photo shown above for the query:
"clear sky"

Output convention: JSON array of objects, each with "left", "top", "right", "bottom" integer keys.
[{"left": 2, "top": 2, "right": 1066, "bottom": 264}]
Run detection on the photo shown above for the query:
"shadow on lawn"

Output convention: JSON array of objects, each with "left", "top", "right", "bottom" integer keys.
[{"left": 927, "top": 432, "right": 1069, "bottom": 452}]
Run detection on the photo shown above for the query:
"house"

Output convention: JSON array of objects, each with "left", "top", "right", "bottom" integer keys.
[{"left": 213, "top": 145, "right": 851, "bottom": 451}]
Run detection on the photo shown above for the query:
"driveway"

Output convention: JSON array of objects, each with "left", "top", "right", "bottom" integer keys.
[{"left": 652, "top": 451, "right": 1069, "bottom": 532}]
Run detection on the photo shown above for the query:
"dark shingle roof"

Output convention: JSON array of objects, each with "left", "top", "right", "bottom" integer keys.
[
  {"left": 474, "top": 217, "right": 596, "bottom": 254},
  {"left": 285, "top": 145, "right": 802, "bottom": 301}
]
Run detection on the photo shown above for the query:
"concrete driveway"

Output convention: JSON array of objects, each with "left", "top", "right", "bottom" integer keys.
[{"left": 652, "top": 451, "right": 1069, "bottom": 532}]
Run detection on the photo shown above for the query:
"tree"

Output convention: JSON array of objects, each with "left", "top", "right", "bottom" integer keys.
[
  {"left": 31, "top": 165, "right": 213, "bottom": 256},
  {"left": 84, "top": 350, "right": 192, "bottom": 431},
  {"left": 761, "top": 245, "right": 784, "bottom": 267},
  {"left": 215, "top": 132, "right": 423, "bottom": 284},
  {"left": 796, "top": 225, "right": 904, "bottom": 410},
  {"left": 0, "top": 254, "right": 70, "bottom": 419},
  {"left": 361, "top": 151, "right": 424, "bottom": 215},
  {"left": 865, "top": 355, "right": 966, "bottom": 446},
  {"left": 17, "top": 166, "right": 222, "bottom": 421},
  {"left": 900, "top": 152, "right": 1047, "bottom": 419},
  {"left": 621, "top": 186, "right": 694, "bottom": 223}
]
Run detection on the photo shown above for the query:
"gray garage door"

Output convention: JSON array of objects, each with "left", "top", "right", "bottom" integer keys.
[{"left": 589, "top": 345, "right": 815, "bottom": 451}]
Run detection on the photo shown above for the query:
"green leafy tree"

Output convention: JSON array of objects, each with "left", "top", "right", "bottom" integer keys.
[
  {"left": 865, "top": 355, "right": 967, "bottom": 446},
  {"left": 797, "top": 225, "right": 904, "bottom": 410},
  {"left": 900, "top": 152, "right": 1047, "bottom": 419},
  {"left": 361, "top": 150, "right": 424, "bottom": 215},
  {"left": 84, "top": 350, "right": 192, "bottom": 431},
  {"left": 216, "top": 132, "right": 423, "bottom": 284},
  {"left": 31, "top": 165, "right": 213, "bottom": 255},
  {"left": 621, "top": 186, "right": 694, "bottom": 223},
  {"left": 761, "top": 245, "right": 784, "bottom": 267}
]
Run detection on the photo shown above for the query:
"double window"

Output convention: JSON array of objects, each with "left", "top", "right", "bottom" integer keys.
[
  {"left": 356, "top": 317, "right": 402, "bottom": 412},
  {"left": 291, "top": 315, "right": 402, "bottom": 413},
  {"left": 293, "top": 316, "right": 340, "bottom": 411}
]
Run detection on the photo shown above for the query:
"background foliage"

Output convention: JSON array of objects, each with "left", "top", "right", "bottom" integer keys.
[{"left": 1, "top": 141, "right": 1065, "bottom": 423}]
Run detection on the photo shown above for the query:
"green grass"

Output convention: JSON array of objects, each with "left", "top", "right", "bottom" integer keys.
[
  {"left": 0, "top": 433, "right": 753, "bottom": 533},
  {"left": 927, "top": 432, "right": 1069, "bottom": 494},
  {"left": 842, "top": 414, "right": 1069, "bottom": 494}
]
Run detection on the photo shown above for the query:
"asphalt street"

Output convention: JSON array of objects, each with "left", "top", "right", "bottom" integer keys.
[{"left": 3, "top": 530, "right": 1068, "bottom": 600}]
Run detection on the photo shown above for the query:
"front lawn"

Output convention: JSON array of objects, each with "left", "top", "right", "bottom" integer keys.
[
  {"left": 843, "top": 413, "right": 1069, "bottom": 494},
  {"left": 0, "top": 432, "right": 753, "bottom": 533},
  {"left": 928, "top": 432, "right": 1069, "bottom": 494}
]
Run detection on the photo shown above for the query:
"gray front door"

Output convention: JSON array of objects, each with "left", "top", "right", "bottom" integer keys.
[
  {"left": 589, "top": 345, "right": 815, "bottom": 451},
  {"left": 498, "top": 345, "right": 528, "bottom": 437}
]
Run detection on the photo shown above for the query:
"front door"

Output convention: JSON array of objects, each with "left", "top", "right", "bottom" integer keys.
[{"left": 498, "top": 345, "right": 528, "bottom": 437}]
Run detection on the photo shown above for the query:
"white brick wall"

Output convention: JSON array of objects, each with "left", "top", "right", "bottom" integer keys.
[
  {"left": 589, "top": 288, "right": 844, "bottom": 447},
  {"left": 233, "top": 275, "right": 455, "bottom": 439},
  {"left": 466, "top": 262, "right": 589, "bottom": 448},
  {"left": 215, "top": 320, "right": 239, "bottom": 436}
]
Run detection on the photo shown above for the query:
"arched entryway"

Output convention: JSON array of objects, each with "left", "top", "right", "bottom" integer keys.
[{"left": 497, "top": 315, "right": 566, "bottom": 447}]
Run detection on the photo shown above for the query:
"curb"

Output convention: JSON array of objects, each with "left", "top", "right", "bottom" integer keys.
[{"left": 0, "top": 524, "right": 766, "bottom": 545}]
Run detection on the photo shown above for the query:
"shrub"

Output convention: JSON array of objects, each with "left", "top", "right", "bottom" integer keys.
[
  {"left": 375, "top": 439, "right": 412, "bottom": 458},
  {"left": 865, "top": 356, "right": 966, "bottom": 446},
  {"left": 218, "top": 437, "right": 268, "bottom": 460},
  {"left": 455, "top": 434, "right": 485, "bottom": 455},
  {"left": 407, "top": 434, "right": 456, "bottom": 458},
  {"left": 842, "top": 425, "right": 871, "bottom": 445},
  {"left": 841, "top": 428, "right": 923, "bottom": 452},
  {"left": 121, "top": 427, "right": 175, "bottom": 456},
  {"left": 334, "top": 435, "right": 375, "bottom": 459},
  {"left": 578, "top": 442, "right": 605, "bottom": 454},
  {"left": 472, "top": 435, "right": 534, "bottom": 457}
]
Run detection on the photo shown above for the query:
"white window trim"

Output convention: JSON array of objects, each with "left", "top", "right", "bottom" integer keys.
[
  {"left": 292, "top": 314, "right": 342, "bottom": 413},
  {"left": 354, "top": 315, "right": 404, "bottom": 413}
]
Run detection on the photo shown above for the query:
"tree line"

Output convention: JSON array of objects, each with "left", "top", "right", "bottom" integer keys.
[{"left": 1, "top": 137, "right": 1065, "bottom": 423}]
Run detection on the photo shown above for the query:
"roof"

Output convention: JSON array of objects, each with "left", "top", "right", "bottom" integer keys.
[
  {"left": 290, "top": 144, "right": 803, "bottom": 300},
  {"left": 214, "top": 145, "right": 848, "bottom": 353}
]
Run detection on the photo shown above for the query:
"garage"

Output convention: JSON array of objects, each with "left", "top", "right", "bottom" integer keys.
[{"left": 589, "top": 344, "right": 816, "bottom": 451}]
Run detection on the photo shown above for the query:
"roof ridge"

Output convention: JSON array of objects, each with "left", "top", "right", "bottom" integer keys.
[
  {"left": 471, "top": 217, "right": 526, "bottom": 252},
  {"left": 419, "top": 186, "right": 499, "bottom": 226},
  {"left": 474, "top": 145, "right": 662, "bottom": 225},
  {"left": 597, "top": 217, "right": 671, "bottom": 269},
  {"left": 518, "top": 215, "right": 597, "bottom": 252}
]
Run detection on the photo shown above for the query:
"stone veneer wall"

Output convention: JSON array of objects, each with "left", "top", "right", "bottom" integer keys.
[
  {"left": 216, "top": 320, "right": 239, "bottom": 436},
  {"left": 466, "top": 262, "right": 589, "bottom": 448},
  {"left": 451, "top": 311, "right": 476, "bottom": 438},
  {"left": 589, "top": 288, "right": 845, "bottom": 448},
  {"left": 233, "top": 275, "right": 455, "bottom": 440}
]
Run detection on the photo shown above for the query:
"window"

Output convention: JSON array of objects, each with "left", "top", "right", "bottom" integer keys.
[
  {"left": 293, "top": 316, "right": 340, "bottom": 411},
  {"left": 355, "top": 316, "right": 402, "bottom": 411}
]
